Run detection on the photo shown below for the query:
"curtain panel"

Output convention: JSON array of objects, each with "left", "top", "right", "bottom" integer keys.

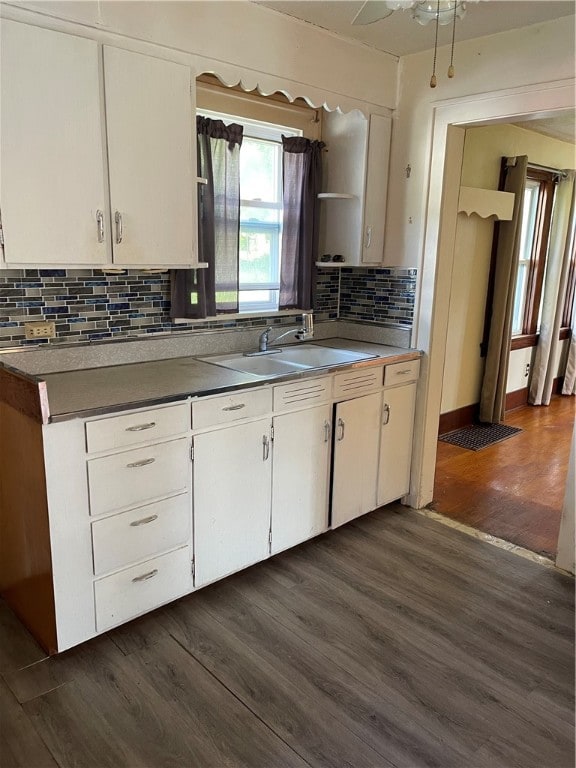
[
  {"left": 170, "top": 117, "right": 243, "bottom": 319},
  {"left": 530, "top": 171, "right": 576, "bottom": 405},
  {"left": 280, "top": 136, "right": 325, "bottom": 310},
  {"left": 479, "top": 155, "right": 528, "bottom": 424}
]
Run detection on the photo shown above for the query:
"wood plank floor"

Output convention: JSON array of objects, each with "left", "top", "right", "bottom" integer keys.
[
  {"left": 1, "top": 506, "right": 574, "bottom": 768},
  {"left": 433, "top": 395, "right": 575, "bottom": 558}
]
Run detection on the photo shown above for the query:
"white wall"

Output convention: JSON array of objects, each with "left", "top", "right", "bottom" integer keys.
[
  {"left": 6, "top": 1, "right": 398, "bottom": 113},
  {"left": 441, "top": 123, "right": 575, "bottom": 414},
  {"left": 386, "top": 16, "right": 576, "bottom": 269}
]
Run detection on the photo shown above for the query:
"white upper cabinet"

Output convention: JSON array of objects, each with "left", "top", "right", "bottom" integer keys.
[
  {"left": 0, "top": 20, "right": 108, "bottom": 265},
  {"left": 103, "top": 46, "right": 196, "bottom": 266},
  {"left": 0, "top": 22, "right": 199, "bottom": 268},
  {"left": 319, "top": 111, "right": 391, "bottom": 266}
]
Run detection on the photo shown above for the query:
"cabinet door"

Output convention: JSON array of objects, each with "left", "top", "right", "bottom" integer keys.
[
  {"left": 377, "top": 383, "right": 417, "bottom": 507},
  {"left": 193, "top": 419, "right": 272, "bottom": 587},
  {"left": 361, "top": 114, "right": 391, "bottom": 265},
  {"left": 1, "top": 21, "right": 107, "bottom": 265},
  {"left": 271, "top": 405, "right": 331, "bottom": 555},
  {"left": 103, "top": 46, "right": 196, "bottom": 266},
  {"left": 332, "top": 393, "right": 381, "bottom": 528}
]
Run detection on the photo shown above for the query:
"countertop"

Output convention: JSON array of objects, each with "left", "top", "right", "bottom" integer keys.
[{"left": 1, "top": 338, "right": 421, "bottom": 423}]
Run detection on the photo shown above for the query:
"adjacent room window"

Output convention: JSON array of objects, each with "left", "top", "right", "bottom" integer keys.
[{"left": 511, "top": 169, "right": 555, "bottom": 341}]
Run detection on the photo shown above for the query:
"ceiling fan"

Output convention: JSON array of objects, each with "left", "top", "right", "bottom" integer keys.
[
  {"left": 352, "top": 1, "right": 468, "bottom": 87},
  {"left": 352, "top": 1, "right": 466, "bottom": 26}
]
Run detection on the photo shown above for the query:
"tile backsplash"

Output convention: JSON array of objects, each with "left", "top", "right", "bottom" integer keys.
[{"left": 0, "top": 266, "right": 415, "bottom": 348}]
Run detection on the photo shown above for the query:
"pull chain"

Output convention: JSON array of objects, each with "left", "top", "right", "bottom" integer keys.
[
  {"left": 448, "top": 0, "right": 457, "bottom": 78},
  {"left": 430, "top": 0, "right": 440, "bottom": 88}
]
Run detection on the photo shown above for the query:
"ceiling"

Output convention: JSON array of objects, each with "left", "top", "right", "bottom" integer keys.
[
  {"left": 256, "top": 1, "right": 575, "bottom": 58},
  {"left": 514, "top": 114, "right": 576, "bottom": 145}
]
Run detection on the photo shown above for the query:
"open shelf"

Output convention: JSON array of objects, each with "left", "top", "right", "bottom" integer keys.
[{"left": 317, "top": 192, "right": 355, "bottom": 200}]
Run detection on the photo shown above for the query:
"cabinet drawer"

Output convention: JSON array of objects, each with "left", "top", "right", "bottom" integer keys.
[
  {"left": 384, "top": 359, "right": 420, "bottom": 387},
  {"left": 85, "top": 402, "right": 189, "bottom": 454},
  {"left": 94, "top": 546, "right": 192, "bottom": 632},
  {"left": 273, "top": 377, "right": 331, "bottom": 412},
  {"left": 192, "top": 387, "right": 271, "bottom": 429},
  {"left": 333, "top": 366, "right": 383, "bottom": 399},
  {"left": 91, "top": 494, "right": 190, "bottom": 576},
  {"left": 87, "top": 438, "right": 189, "bottom": 516}
]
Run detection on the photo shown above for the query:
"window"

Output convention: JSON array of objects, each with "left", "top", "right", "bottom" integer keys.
[
  {"left": 199, "top": 109, "right": 302, "bottom": 313},
  {"left": 511, "top": 169, "right": 555, "bottom": 343}
]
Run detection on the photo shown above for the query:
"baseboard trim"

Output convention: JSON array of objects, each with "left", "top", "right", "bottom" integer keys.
[
  {"left": 439, "top": 404, "right": 478, "bottom": 435},
  {"left": 506, "top": 387, "right": 528, "bottom": 411}
]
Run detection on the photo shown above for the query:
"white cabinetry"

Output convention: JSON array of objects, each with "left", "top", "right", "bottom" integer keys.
[
  {"left": 0, "top": 20, "right": 107, "bottom": 265},
  {"left": 319, "top": 111, "right": 391, "bottom": 266},
  {"left": 193, "top": 418, "right": 272, "bottom": 587},
  {"left": 331, "top": 391, "right": 382, "bottom": 528},
  {"left": 0, "top": 21, "right": 198, "bottom": 268},
  {"left": 377, "top": 361, "right": 419, "bottom": 507},
  {"left": 271, "top": 378, "right": 332, "bottom": 554}
]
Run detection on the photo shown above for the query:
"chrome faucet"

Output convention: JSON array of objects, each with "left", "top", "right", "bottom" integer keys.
[{"left": 252, "top": 312, "right": 314, "bottom": 355}]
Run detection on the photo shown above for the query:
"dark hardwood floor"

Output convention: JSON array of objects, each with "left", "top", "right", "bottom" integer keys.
[
  {"left": 1, "top": 506, "right": 574, "bottom": 768},
  {"left": 433, "top": 395, "right": 575, "bottom": 558}
]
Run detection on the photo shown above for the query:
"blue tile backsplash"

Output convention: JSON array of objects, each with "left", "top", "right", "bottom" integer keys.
[{"left": 0, "top": 266, "right": 416, "bottom": 348}]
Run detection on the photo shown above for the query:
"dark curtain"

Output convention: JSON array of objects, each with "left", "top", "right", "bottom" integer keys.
[
  {"left": 479, "top": 155, "right": 528, "bottom": 423},
  {"left": 170, "top": 117, "right": 243, "bottom": 319},
  {"left": 280, "top": 136, "right": 325, "bottom": 310}
]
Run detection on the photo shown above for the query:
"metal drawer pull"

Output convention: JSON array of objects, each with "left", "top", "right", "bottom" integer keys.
[
  {"left": 130, "top": 514, "right": 158, "bottom": 527},
  {"left": 115, "top": 210, "right": 123, "bottom": 244},
  {"left": 364, "top": 225, "right": 372, "bottom": 249},
  {"left": 222, "top": 403, "right": 246, "bottom": 412},
  {"left": 383, "top": 403, "right": 390, "bottom": 425},
  {"left": 125, "top": 422, "right": 156, "bottom": 432},
  {"left": 263, "top": 434, "right": 270, "bottom": 461},
  {"left": 96, "top": 210, "right": 105, "bottom": 243},
  {"left": 126, "top": 458, "right": 155, "bottom": 468},
  {"left": 395, "top": 369, "right": 412, "bottom": 375},
  {"left": 324, "top": 420, "right": 331, "bottom": 443},
  {"left": 337, "top": 418, "right": 345, "bottom": 441},
  {"left": 132, "top": 569, "right": 158, "bottom": 583}
]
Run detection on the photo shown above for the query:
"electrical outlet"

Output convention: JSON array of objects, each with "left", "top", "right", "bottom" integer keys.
[
  {"left": 525, "top": 363, "right": 531, "bottom": 378},
  {"left": 24, "top": 321, "right": 56, "bottom": 340}
]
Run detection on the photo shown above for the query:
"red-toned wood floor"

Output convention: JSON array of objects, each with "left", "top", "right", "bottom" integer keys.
[{"left": 431, "top": 395, "right": 575, "bottom": 559}]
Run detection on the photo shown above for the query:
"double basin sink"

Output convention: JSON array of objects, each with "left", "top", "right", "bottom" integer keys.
[{"left": 199, "top": 343, "right": 377, "bottom": 378}]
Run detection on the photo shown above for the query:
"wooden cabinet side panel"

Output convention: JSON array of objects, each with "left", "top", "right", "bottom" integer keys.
[{"left": 0, "top": 403, "right": 57, "bottom": 654}]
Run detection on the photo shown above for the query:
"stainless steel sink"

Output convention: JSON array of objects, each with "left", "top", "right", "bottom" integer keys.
[
  {"left": 200, "top": 343, "right": 377, "bottom": 377},
  {"left": 200, "top": 352, "right": 311, "bottom": 377},
  {"left": 273, "top": 344, "right": 376, "bottom": 367}
]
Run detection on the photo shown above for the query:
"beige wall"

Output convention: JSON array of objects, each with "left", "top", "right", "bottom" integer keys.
[{"left": 441, "top": 123, "right": 575, "bottom": 414}]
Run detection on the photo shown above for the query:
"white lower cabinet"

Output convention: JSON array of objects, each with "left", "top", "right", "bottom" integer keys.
[
  {"left": 331, "top": 392, "right": 382, "bottom": 528},
  {"left": 193, "top": 418, "right": 272, "bottom": 587},
  {"left": 271, "top": 404, "right": 332, "bottom": 555},
  {"left": 377, "top": 382, "right": 417, "bottom": 507}
]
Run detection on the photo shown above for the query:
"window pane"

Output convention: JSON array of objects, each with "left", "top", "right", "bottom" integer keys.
[
  {"left": 512, "top": 263, "right": 529, "bottom": 335},
  {"left": 240, "top": 138, "right": 280, "bottom": 203},
  {"left": 512, "top": 181, "right": 540, "bottom": 336},
  {"left": 239, "top": 223, "right": 280, "bottom": 284}
]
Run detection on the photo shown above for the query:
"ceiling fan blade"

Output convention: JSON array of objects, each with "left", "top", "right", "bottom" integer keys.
[{"left": 352, "top": 1, "right": 395, "bottom": 26}]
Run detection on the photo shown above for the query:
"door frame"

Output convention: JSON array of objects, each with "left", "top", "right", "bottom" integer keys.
[{"left": 407, "top": 78, "right": 576, "bottom": 512}]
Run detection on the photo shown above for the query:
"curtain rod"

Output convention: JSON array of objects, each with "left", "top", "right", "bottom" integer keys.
[{"left": 505, "top": 156, "right": 568, "bottom": 179}]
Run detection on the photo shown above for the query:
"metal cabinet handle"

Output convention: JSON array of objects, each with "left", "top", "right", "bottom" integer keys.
[
  {"left": 324, "top": 420, "right": 331, "bottom": 443},
  {"left": 115, "top": 211, "right": 123, "bottom": 244},
  {"left": 130, "top": 514, "right": 158, "bottom": 527},
  {"left": 263, "top": 434, "right": 270, "bottom": 461},
  {"left": 132, "top": 569, "right": 158, "bottom": 583},
  {"left": 126, "top": 457, "right": 155, "bottom": 468},
  {"left": 96, "top": 210, "right": 105, "bottom": 243},
  {"left": 396, "top": 369, "right": 411, "bottom": 376},
  {"left": 125, "top": 422, "right": 156, "bottom": 432},
  {"left": 337, "top": 417, "right": 345, "bottom": 441},
  {"left": 364, "top": 225, "right": 372, "bottom": 249},
  {"left": 383, "top": 403, "right": 390, "bottom": 425},
  {"left": 223, "top": 403, "right": 246, "bottom": 412}
]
